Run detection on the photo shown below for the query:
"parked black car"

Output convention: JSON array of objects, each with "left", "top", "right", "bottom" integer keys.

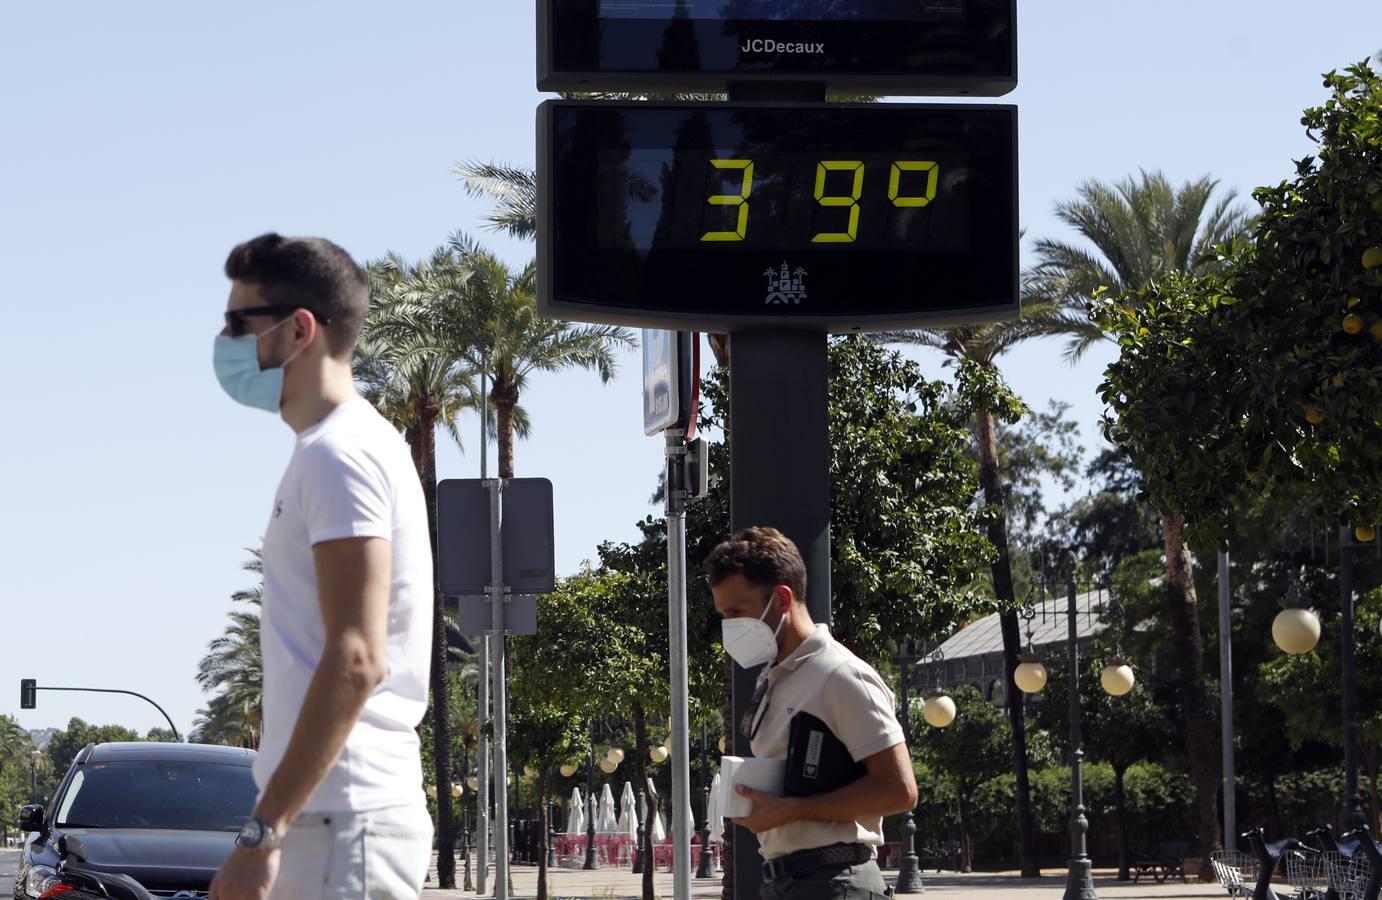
[{"left": 14, "top": 742, "right": 257, "bottom": 900}]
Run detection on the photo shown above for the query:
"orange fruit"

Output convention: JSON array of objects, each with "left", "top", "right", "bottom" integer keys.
[
  {"left": 1356, "top": 525, "right": 1376, "bottom": 543},
  {"left": 1344, "top": 314, "right": 1365, "bottom": 334},
  {"left": 1364, "top": 246, "right": 1382, "bottom": 269},
  {"left": 1305, "top": 405, "right": 1325, "bottom": 424}
]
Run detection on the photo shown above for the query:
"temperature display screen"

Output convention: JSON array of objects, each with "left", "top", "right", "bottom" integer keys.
[
  {"left": 539, "top": 101, "right": 1018, "bottom": 331},
  {"left": 598, "top": 0, "right": 963, "bottom": 20}
]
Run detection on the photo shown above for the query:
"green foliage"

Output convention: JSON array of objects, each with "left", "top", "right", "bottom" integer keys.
[
  {"left": 1098, "top": 62, "right": 1382, "bottom": 534},
  {"left": 1259, "top": 587, "right": 1382, "bottom": 751},
  {"left": 823, "top": 339, "right": 995, "bottom": 656},
  {"left": 0, "top": 716, "right": 38, "bottom": 828},
  {"left": 1219, "top": 61, "right": 1382, "bottom": 526},
  {"left": 915, "top": 685, "right": 1011, "bottom": 796},
  {"left": 1033, "top": 655, "right": 1172, "bottom": 773},
  {"left": 1095, "top": 272, "right": 1250, "bottom": 538}
]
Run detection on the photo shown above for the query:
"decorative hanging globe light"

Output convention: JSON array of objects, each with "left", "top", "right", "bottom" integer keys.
[
  {"left": 718, "top": 737, "right": 727, "bottom": 754},
  {"left": 922, "top": 691, "right": 956, "bottom": 728},
  {"left": 1101, "top": 658, "right": 1136, "bottom": 696},
  {"left": 664, "top": 735, "right": 673, "bottom": 752},
  {"left": 467, "top": 776, "right": 480, "bottom": 792},
  {"left": 599, "top": 758, "right": 618, "bottom": 774},
  {"left": 559, "top": 763, "right": 578, "bottom": 778},
  {"left": 523, "top": 766, "right": 537, "bottom": 778},
  {"left": 1356, "top": 525, "right": 1376, "bottom": 544},
  {"left": 452, "top": 783, "right": 464, "bottom": 799},
  {"left": 1273, "top": 607, "right": 1321, "bottom": 655},
  {"left": 606, "top": 747, "right": 625, "bottom": 765},
  {"left": 1013, "top": 653, "right": 1048, "bottom": 694},
  {"left": 426, "top": 784, "right": 438, "bottom": 799},
  {"left": 650, "top": 745, "right": 669, "bottom": 764}
]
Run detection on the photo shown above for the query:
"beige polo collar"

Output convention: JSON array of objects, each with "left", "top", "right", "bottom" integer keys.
[{"left": 776, "top": 623, "right": 832, "bottom": 673}]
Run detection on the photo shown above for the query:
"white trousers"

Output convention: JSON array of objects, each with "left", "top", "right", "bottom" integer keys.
[{"left": 269, "top": 803, "right": 433, "bottom": 900}]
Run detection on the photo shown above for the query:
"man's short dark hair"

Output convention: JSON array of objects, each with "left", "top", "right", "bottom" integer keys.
[
  {"left": 705, "top": 527, "right": 807, "bottom": 603},
  {"left": 224, "top": 233, "right": 368, "bottom": 356}
]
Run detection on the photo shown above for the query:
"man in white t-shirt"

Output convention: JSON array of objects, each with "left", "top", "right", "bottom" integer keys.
[{"left": 209, "top": 233, "right": 434, "bottom": 900}]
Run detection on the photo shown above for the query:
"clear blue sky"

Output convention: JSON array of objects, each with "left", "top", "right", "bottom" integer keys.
[{"left": 2, "top": 1, "right": 1378, "bottom": 737}]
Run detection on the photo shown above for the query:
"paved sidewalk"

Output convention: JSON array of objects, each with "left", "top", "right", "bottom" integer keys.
[{"left": 423, "top": 857, "right": 1229, "bottom": 898}]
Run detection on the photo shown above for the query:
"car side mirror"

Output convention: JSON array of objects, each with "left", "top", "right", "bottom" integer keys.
[{"left": 18, "top": 804, "right": 45, "bottom": 833}]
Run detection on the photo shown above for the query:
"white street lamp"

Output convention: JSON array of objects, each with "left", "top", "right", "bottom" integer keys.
[
  {"left": 922, "top": 691, "right": 956, "bottom": 728},
  {"left": 452, "top": 783, "right": 463, "bottom": 799},
  {"left": 1273, "top": 607, "right": 1321, "bottom": 655},
  {"left": 560, "top": 763, "right": 578, "bottom": 778},
  {"left": 605, "top": 747, "right": 625, "bottom": 765},
  {"left": 468, "top": 776, "right": 480, "bottom": 792},
  {"left": 650, "top": 745, "right": 669, "bottom": 764},
  {"left": 1101, "top": 658, "right": 1136, "bottom": 696},
  {"left": 1014, "top": 653, "right": 1048, "bottom": 694},
  {"left": 599, "top": 758, "right": 618, "bottom": 774}
]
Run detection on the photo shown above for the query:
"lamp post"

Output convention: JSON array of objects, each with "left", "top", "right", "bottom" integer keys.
[
  {"left": 461, "top": 741, "right": 473, "bottom": 892},
  {"left": 1062, "top": 554, "right": 1098, "bottom": 900},
  {"left": 585, "top": 725, "right": 599, "bottom": 870},
  {"left": 1268, "top": 523, "right": 1378, "bottom": 831},
  {"left": 890, "top": 640, "right": 923, "bottom": 894},
  {"left": 696, "top": 721, "right": 714, "bottom": 879}
]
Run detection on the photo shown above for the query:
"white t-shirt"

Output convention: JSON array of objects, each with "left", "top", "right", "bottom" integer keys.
[{"left": 255, "top": 397, "right": 433, "bottom": 813}]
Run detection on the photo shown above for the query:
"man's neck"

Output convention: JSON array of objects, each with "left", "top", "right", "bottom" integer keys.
[
  {"left": 774, "top": 611, "right": 818, "bottom": 664},
  {"left": 282, "top": 359, "right": 359, "bottom": 434}
]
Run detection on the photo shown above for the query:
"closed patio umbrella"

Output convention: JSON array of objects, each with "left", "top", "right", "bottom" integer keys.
[
  {"left": 707, "top": 773, "right": 724, "bottom": 843},
  {"left": 567, "top": 787, "right": 585, "bottom": 836},
  {"left": 598, "top": 783, "right": 618, "bottom": 833},
  {"left": 619, "top": 781, "right": 640, "bottom": 838}
]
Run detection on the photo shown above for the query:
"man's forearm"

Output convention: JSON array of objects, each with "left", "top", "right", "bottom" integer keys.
[
  {"left": 254, "top": 646, "right": 382, "bottom": 832},
  {"left": 790, "top": 772, "right": 913, "bottom": 825}
]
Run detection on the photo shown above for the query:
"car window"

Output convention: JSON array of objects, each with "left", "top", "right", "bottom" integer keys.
[{"left": 56, "top": 761, "right": 256, "bottom": 831}]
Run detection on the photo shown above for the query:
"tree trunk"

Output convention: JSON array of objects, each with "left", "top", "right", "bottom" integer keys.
[
  {"left": 1267, "top": 771, "right": 1284, "bottom": 837},
  {"left": 974, "top": 409, "right": 1040, "bottom": 877},
  {"left": 1162, "top": 510, "right": 1219, "bottom": 882},
  {"left": 634, "top": 701, "right": 655, "bottom": 900},
  {"left": 492, "top": 375, "right": 517, "bottom": 479},
  {"left": 958, "top": 791, "right": 972, "bottom": 873},
  {"left": 412, "top": 404, "right": 457, "bottom": 889},
  {"left": 1115, "top": 764, "right": 1130, "bottom": 881},
  {"left": 537, "top": 769, "right": 550, "bottom": 900}
]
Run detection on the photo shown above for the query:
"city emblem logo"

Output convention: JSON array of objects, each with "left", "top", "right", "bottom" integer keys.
[{"left": 764, "top": 262, "right": 808, "bottom": 305}]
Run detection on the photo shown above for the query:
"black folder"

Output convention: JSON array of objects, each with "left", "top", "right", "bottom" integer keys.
[{"left": 783, "top": 711, "right": 867, "bottom": 797}]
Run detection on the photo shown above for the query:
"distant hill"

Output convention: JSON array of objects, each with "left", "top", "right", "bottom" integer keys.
[{"left": 27, "top": 728, "right": 58, "bottom": 751}]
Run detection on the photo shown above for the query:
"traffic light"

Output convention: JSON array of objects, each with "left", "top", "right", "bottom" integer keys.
[{"left": 20, "top": 679, "right": 36, "bottom": 710}]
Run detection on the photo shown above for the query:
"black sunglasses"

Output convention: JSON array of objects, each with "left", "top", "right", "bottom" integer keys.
[{"left": 223, "top": 305, "right": 330, "bottom": 338}]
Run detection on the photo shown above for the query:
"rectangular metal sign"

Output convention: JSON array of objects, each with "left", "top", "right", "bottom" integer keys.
[
  {"left": 643, "top": 328, "right": 681, "bottom": 435},
  {"left": 451, "top": 595, "right": 540, "bottom": 637},
  {"left": 538, "top": 101, "right": 1019, "bottom": 332},
  {"left": 437, "top": 478, "right": 556, "bottom": 597},
  {"left": 538, "top": 0, "right": 1016, "bottom": 96}
]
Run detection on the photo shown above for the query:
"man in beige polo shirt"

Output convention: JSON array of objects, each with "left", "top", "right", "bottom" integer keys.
[{"left": 707, "top": 527, "right": 919, "bottom": 900}]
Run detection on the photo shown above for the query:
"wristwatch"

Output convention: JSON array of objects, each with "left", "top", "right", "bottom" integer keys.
[{"left": 236, "top": 816, "right": 284, "bottom": 852}]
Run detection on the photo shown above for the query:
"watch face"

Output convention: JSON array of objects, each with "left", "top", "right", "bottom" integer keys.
[{"left": 237, "top": 818, "right": 263, "bottom": 846}]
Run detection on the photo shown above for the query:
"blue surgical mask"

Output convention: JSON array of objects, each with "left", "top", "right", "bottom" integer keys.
[{"left": 212, "top": 317, "right": 299, "bottom": 413}]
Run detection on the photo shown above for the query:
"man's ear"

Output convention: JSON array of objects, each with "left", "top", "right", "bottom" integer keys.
[{"left": 773, "top": 585, "right": 794, "bottom": 613}]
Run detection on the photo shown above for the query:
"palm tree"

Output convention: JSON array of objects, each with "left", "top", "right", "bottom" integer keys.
[
  {"left": 1027, "top": 170, "right": 1252, "bottom": 880},
  {"left": 193, "top": 551, "right": 264, "bottom": 748},
  {"left": 880, "top": 299, "right": 1067, "bottom": 879},
  {"left": 355, "top": 248, "right": 484, "bottom": 890},
  {"left": 453, "top": 161, "right": 537, "bottom": 240},
  {"left": 446, "top": 236, "right": 637, "bottom": 478}
]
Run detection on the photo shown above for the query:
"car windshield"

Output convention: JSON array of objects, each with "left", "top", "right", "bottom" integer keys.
[{"left": 56, "top": 761, "right": 256, "bottom": 831}]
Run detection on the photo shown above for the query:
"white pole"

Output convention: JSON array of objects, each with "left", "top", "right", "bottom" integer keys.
[
  {"left": 666, "top": 429, "right": 693, "bottom": 900},
  {"left": 477, "top": 371, "right": 490, "bottom": 895},
  {"left": 489, "top": 477, "right": 509, "bottom": 900}
]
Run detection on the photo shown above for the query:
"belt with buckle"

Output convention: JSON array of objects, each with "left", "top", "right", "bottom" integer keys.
[{"left": 762, "top": 842, "right": 873, "bottom": 882}]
